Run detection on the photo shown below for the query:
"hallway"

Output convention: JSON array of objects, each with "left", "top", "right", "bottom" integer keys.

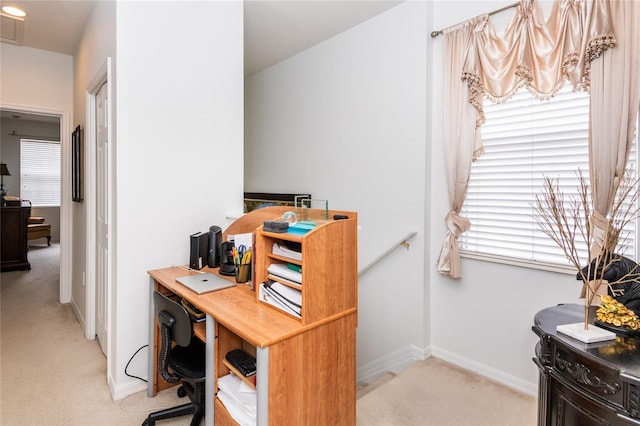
[{"left": 0, "top": 244, "right": 186, "bottom": 425}]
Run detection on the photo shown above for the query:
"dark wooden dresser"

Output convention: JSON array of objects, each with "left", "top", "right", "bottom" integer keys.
[
  {"left": 1, "top": 199, "right": 31, "bottom": 272},
  {"left": 533, "top": 304, "right": 640, "bottom": 425}
]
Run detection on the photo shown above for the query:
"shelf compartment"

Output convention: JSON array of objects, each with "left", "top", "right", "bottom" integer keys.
[
  {"left": 214, "top": 397, "right": 240, "bottom": 426},
  {"left": 266, "top": 262, "right": 302, "bottom": 285},
  {"left": 267, "top": 252, "right": 302, "bottom": 265},
  {"left": 261, "top": 230, "right": 303, "bottom": 242},
  {"left": 258, "top": 282, "right": 302, "bottom": 320},
  {"left": 266, "top": 275, "right": 302, "bottom": 291},
  {"left": 269, "top": 240, "right": 302, "bottom": 263},
  {"left": 193, "top": 321, "right": 206, "bottom": 341},
  {"left": 222, "top": 359, "right": 256, "bottom": 389},
  {"left": 216, "top": 323, "right": 256, "bottom": 380}
]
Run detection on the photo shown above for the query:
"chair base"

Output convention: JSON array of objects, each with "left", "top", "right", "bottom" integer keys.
[
  {"left": 142, "top": 403, "right": 202, "bottom": 426},
  {"left": 142, "top": 383, "right": 204, "bottom": 426}
]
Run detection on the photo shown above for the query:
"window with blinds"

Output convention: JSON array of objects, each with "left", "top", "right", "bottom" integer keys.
[
  {"left": 20, "top": 139, "right": 61, "bottom": 207},
  {"left": 459, "top": 84, "right": 637, "bottom": 270}
]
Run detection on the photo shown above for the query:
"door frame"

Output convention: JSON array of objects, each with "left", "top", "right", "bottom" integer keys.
[
  {"left": 85, "top": 59, "right": 113, "bottom": 367},
  {"left": 0, "top": 103, "right": 71, "bottom": 303}
]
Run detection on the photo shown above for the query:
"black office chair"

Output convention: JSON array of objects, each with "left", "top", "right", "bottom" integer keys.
[{"left": 143, "top": 291, "right": 206, "bottom": 426}]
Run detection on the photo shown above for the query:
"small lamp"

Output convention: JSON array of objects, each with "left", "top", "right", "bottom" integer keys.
[{"left": 0, "top": 163, "right": 11, "bottom": 196}]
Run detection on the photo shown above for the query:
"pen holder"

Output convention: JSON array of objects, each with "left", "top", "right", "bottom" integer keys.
[
  {"left": 219, "top": 241, "right": 236, "bottom": 276},
  {"left": 235, "top": 262, "right": 252, "bottom": 283}
]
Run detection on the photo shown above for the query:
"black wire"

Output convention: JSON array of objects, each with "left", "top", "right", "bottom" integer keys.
[{"left": 125, "top": 344, "right": 149, "bottom": 383}]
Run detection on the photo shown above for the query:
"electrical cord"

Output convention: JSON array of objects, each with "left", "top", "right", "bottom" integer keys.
[
  {"left": 118, "top": 391, "right": 177, "bottom": 413},
  {"left": 120, "top": 345, "right": 181, "bottom": 414},
  {"left": 125, "top": 344, "right": 149, "bottom": 383}
]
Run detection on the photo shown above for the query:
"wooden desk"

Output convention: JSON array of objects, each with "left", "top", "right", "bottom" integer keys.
[
  {"left": 1, "top": 200, "right": 31, "bottom": 272},
  {"left": 147, "top": 206, "right": 358, "bottom": 426}
]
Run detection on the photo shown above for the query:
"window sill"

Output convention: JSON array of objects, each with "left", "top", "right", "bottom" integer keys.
[{"left": 459, "top": 251, "right": 576, "bottom": 275}]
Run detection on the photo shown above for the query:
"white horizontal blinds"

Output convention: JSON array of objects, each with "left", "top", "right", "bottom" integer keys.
[
  {"left": 460, "top": 85, "right": 592, "bottom": 266},
  {"left": 20, "top": 139, "right": 61, "bottom": 207}
]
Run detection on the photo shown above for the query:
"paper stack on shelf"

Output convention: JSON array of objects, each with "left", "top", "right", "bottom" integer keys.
[
  {"left": 259, "top": 281, "right": 302, "bottom": 319},
  {"left": 272, "top": 242, "right": 302, "bottom": 261},
  {"left": 217, "top": 373, "right": 256, "bottom": 426},
  {"left": 267, "top": 263, "right": 302, "bottom": 284}
]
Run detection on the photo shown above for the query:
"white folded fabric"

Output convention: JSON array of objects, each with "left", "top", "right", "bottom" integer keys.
[
  {"left": 218, "top": 373, "right": 257, "bottom": 424},
  {"left": 217, "top": 389, "right": 255, "bottom": 426}
]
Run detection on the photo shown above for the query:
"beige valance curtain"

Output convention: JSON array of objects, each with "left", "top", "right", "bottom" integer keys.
[
  {"left": 462, "top": 0, "right": 614, "bottom": 124},
  {"left": 437, "top": 0, "right": 622, "bottom": 278}
]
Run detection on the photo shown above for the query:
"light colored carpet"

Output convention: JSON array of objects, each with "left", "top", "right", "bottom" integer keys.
[
  {"left": 0, "top": 244, "right": 188, "bottom": 425},
  {"left": 356, "top": 358, "right": 537, "bottom": 426},
  {"left": 1, "top": 244, "right": 537, "bottom": 425}
]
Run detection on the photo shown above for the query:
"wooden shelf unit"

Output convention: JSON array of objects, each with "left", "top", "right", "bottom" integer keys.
[
  {"left": 255, "top": 211, "right": 358, "bottom": 325},
  {"left": 148, "top": 206, "right": 358, "bottom": 425}
]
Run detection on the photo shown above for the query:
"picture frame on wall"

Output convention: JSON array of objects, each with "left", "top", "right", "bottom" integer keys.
[
  {"left": 243, "top": 192, "right": 311, "bottom": 213},
  {"left": 72, "top": 125, "right": 83, "bottom": 202}
]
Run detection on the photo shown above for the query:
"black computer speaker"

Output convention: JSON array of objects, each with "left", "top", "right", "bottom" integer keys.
[{"left": 207, "top": 226, "right": 222, "bottom": 268}]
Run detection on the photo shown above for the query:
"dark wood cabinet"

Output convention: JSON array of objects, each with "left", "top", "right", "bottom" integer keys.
[
  {"left": 1, "top": 200, "right": 31, "bottom": 272},
  {"left": 533, "top": 304, "right": 640, "bottom": 426}
]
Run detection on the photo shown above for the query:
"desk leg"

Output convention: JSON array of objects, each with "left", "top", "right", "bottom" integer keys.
[
  {"left": 206, "top": 314, "right": 215, "bottom": 426},
  {"left": 147, "top": 277, "right": 155, "bottom": 397},
  {"left": 256, "top": 347, "right": 269, "bottom": 425}
]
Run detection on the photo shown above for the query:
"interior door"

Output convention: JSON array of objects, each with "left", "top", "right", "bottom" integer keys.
[{"left": 95, "top": 81, "right": 109, "bottom": 356}]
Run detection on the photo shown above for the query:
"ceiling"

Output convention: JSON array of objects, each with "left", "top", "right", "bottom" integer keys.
[{"left": 0, "top": 0, "right": 402, "bottom": 77}]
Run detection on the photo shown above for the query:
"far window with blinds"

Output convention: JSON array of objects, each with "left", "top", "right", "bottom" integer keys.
[
  {"left": 20, "top": 139, "right": 61, "bottom": 207},
  {"left": 459, "top": 84, "right": 638, "bottom": 270}
]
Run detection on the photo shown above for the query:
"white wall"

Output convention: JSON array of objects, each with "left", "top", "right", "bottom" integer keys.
[
  {"left": 245, "top": 1, "right": 429, "bottom": 381},
  {"left": 72, "top": 0, "right": 116, "bottom": 348},
  {"left": 0, "top": 43, "right": 73, "bottom": 301},
  {"left": 112, "top": 1, "right": 244, "bottom": 398},
  {"left": 429, "top": 0, "right": 582, "bottom": 395},
  {"left": 0, "top": 44, "right": 73, "bottom": 111},
  {"left": 246, "top": 0, "right": 585, "bottom": 395},
  {"left": 13, "top": 0, "right": 245, "bottom": 401}
]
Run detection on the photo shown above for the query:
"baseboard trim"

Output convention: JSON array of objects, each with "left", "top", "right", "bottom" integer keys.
[
  {"left": 69, "top": 297, "right": 87, "bottom": 335},
  {"left": 431, "top": 346, "right": 537, "bottom": 397},
  {"left": 109, "top": 374, "right": 147, "bottom": 401},
  {"left": 357, "top": 344, "right": 431, "bottom": 384}
]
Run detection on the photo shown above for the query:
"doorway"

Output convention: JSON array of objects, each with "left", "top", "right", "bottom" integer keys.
[
  {"left": 85, "top": 60, "right": 113, "bottom": 360},
  {"left": 0, "top": 106, "right": 71, "bottom": 302},
  {"left": 94, "top": 81, "right": 108, "bottom": 356}
]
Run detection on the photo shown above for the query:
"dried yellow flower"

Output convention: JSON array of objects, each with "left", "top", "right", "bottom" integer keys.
[{"left": 597, "top": 295, "right": 640, "bottom": 330}]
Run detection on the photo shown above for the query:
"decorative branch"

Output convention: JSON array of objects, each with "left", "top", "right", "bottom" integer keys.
[{"left": 533, "top": 169, "right": 640, "bottom": 329}]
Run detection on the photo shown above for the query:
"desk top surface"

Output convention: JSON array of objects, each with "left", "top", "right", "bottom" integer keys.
[
  {"left": 533, "top": 303, "right": 640, "bottom": 379},
  {"left": 149, "top": 266, "right": 352, "bottom": 348}
]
